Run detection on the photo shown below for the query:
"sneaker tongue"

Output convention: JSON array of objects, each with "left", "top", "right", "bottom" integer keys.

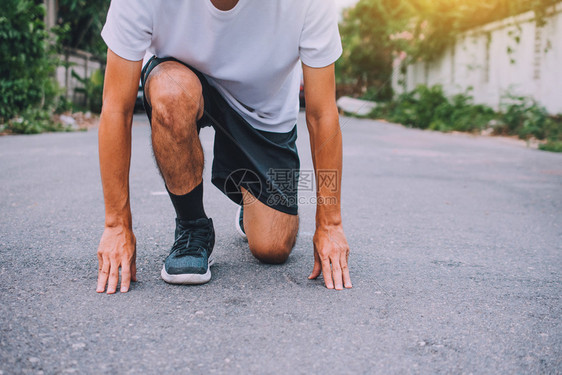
[
  {"left": 176, "top": 218, "right": 206, "bottom": 237},
  {"left": 175, "top": 218, "right": 211, "bottom": 256},
  {"left": 187, "top": 234, "right": 208, "bottom": 253}
]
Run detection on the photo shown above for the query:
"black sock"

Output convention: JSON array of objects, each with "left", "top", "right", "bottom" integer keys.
[{"left": 166, "top": 182, "right": 207, "bottom": 221}]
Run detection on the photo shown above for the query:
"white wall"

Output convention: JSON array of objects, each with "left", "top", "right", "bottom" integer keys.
[{"left": 392, "top": 5, "right": 562, "bottom": 114}]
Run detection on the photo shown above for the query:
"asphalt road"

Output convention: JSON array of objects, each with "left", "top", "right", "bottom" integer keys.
[{"left": 1, "top": 113, "right": 561, "bottom": 374}]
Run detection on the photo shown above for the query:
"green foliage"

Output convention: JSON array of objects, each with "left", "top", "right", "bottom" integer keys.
[
  {"left": 72, "top": 69, "right": 104, "bottom": 113},
  {"left": 54, "top": 95, "right": 74, "bottom": 114},
  {"left": 372, "top": 85, "right": 495, "bottom": 132},
  {"left": 0, "top": 0, "right": 108, "bottom": 133},
  {"left": 496, "top": 95, "right": 560, "bottom": 140},
  {"left": 337, "top": 0, "right": 559, "bottom": 96},
  {"left": 337, "top": 0, "right": 412, "bottom": 99},
  {"left": 0, "top": 0, "right": 59, "bottom": 122},
  {"left": 57, "top": 0, "right": 111, "bottom": 57},
  {"left": 432, "top": 94, "right": 496, "bottom": 132},
  {"left": 370, "top": 84, "right": 562, "bottom": 152},
  {"left": 55, "top": 1, "right": 109, "bottom": 114},
  {"left": 1, "top": 108, "right": 68, "bottom": 135},
  {"left": 539, "top": 140, "right": 562, "bottom": 152}
]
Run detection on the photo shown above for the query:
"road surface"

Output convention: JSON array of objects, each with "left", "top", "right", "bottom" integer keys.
[{"left": 1, "top": 113, "right": 561, "bottom": 374}]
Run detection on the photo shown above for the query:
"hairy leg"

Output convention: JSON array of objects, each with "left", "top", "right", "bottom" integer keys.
[
  {"left": 145, "top": 61, "right": 205, "bottom": 194},
  {"left": 241, "top": 187, "right": 299, "bottom": 264}
]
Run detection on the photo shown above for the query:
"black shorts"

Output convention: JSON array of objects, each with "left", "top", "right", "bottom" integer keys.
[{"left": 141, "top": 56, "right": 300, "bottom": 215}]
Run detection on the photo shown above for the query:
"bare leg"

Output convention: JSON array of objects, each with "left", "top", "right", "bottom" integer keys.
[
  {"left": 241, "top": 187, "right": 299, "bottom": 264},
  {"left": 145, "top": 61, "right": 205, "bottom": 194}
]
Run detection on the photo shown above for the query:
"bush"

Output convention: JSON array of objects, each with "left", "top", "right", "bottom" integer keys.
[
  {"left": 496, "top": 95, "right": 561, "bottom": 141},
  {"left": 1, "top": 108, "right": 68, "bottom": 135},
  {"left": 431, "top": 94, "right": 495, "bottom": 132},
  {"left": 369, "top": 84, "right": 562, "bottom": 152},
  {"left": 391, "top": 85, "right": 450, "bottom": 129},
  {"left": 539, "top": 141, "right": 562, "bottom": 153},
  {"left": 0, "top": 0, "right": 59, "bottom": 123},
  {"left": 372, "top": 85, "right": 495, "bottom": 132}
]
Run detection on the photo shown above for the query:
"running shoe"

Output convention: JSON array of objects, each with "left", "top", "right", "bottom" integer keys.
[{"left": 161, "top": 217, "right": 215, "bottom": 284}]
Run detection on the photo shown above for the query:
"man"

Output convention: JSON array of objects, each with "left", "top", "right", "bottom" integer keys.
[{"left": 96, "top": 0, "right": 352, "bottom": 294}]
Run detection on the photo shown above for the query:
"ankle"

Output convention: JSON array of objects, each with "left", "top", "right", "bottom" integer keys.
[{"left": 167, "top": 182, "right": 207, "bottom": 220}]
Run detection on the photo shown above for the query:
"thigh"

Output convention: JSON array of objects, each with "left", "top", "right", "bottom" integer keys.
[{"left": 211, "top": 119, "right": 301, "bottom": 215}]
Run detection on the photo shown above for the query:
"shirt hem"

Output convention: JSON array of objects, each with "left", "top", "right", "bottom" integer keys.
[
  {"left": 300, "top": 46, "right": 343, "bottom": 68},
  {"left": 101, "top": 28, "right": 146, "bottom": 61}
]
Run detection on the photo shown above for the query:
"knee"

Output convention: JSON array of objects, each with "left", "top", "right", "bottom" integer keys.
[
  {"left": 248, "top": 234, "right": 296, "bottom": 265},
  {"left": 147, "top": 67, "right": 203, "bottom": 137}
]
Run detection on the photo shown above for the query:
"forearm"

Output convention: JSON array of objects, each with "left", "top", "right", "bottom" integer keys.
[
  {"left": 98, "top": 110, "right": 134, "bottom": 228},
  {"left": 307, "top": 109, "right": 342, "bottom": 227},
  {"left": 302, "top": 63, "right": 352, "bottom": 289}
]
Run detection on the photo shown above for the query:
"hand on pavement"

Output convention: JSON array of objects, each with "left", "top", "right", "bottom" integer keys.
[
  {"left": 96, "top": 225, "right": 137, "bottom": 294},
  {"left": 308, "top": 224, "right": 352, "bottom": 290}
]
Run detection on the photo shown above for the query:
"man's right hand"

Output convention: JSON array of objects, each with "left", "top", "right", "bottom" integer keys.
[
  {"left": 96, "top": 49, "right": 142, "bottom": 294},
  {"left": 96, "top": 225, "right": 137, "bottom": 294}
]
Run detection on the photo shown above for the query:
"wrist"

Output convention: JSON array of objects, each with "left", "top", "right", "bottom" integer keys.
[
  {"left": 104, "top": 212, "right": 132, "bottom": 229},
  {"left": 315, "top": 209, "right": 342, "bottom": 228}
]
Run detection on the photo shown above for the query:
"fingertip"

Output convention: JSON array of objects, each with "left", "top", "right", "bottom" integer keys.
[
  {"left": 120, "top": 281, "right": 130, "bottom": 293},
  {"left": 308, "top": 273, "right": 317, "bottom": 280}
]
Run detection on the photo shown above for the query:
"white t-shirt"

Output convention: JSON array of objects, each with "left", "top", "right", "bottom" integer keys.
[{"left": 101, "top": 0, "right": 342, "bottom": 132}]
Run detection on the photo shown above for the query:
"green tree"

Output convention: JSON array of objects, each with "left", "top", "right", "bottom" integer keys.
[
  {"left": 337, "top": 0, "right": 411, "bottom": 100},
  {"left": 408, "top": 0, "right": 559, "bottom": 61},
  {"left": 337, "top": 0, "right": 560, "bottom": 98},
  {"left": 57, "top": 0, "right": 111, "bottom": 57},
  {"left": 0, "top": 0, "right": 58, "bottom": 122}
]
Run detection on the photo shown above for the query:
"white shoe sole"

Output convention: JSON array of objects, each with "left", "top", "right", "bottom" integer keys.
[
  {"left": 235, "top": 205, "right": 247, "bottom": 240},
  {"left": 161, "top": 254, "right": 215, "bottom": 285}
]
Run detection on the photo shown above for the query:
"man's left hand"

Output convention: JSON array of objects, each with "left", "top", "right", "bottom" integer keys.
[{"left": 308, "top": 224, "right": 352, "bottom": 290}]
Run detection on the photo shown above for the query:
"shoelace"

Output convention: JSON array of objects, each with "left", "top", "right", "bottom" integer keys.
[{"left": 172, "top": 222, "right": 211, "bottom": 257}]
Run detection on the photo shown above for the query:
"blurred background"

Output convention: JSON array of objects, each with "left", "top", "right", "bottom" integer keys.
[{"left": 1, "top": 0, "right": 561, "bottom": 151}]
